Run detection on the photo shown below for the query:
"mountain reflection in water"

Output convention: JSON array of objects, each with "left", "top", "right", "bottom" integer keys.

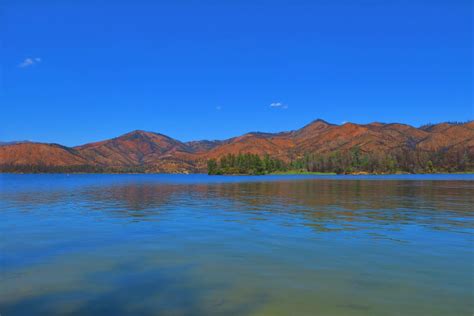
[{"left": 1, "top": 174, "right": 473, "bottom": 315}]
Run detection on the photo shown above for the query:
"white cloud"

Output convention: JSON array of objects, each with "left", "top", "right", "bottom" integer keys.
[
  {"left": 19, "top": 57, "right": 42, "bottom": 68},
  {"left": 270, "top": 102, "right": 288, "bottom": 109}
]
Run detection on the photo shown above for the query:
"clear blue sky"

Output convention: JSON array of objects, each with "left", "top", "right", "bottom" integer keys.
[{"left": 2, "top": 0, "right": 472, "bottom": 146}]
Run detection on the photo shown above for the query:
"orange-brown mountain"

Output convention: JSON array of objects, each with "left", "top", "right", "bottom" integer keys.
[{"left": 1, "top": 120, "right": 473, "bottom": 172}]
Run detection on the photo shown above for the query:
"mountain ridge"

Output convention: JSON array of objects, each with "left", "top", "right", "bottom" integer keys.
[{"left": 1, "top": 119, "right": 473, "bottom": 173}]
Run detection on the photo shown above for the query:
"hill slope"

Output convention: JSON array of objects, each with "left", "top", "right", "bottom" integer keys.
[{"left": 1, "top": 120, "right": 472, "bottom": 173}]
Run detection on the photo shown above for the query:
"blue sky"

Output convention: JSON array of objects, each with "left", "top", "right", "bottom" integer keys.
[{"left": 2, "top": 0, "right": 472, "bottom": 146}]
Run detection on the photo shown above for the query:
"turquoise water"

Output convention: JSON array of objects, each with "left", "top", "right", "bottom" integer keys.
[{"left": 1, "top": 174, "right": 473, "bottom": 315}]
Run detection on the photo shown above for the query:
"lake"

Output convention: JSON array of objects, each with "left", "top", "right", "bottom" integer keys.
[{"left": 1, "top": 174, "right": 473, "bottom": 315}]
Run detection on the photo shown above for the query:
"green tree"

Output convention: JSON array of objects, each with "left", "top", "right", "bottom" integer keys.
[
  {"left": 426, "top": 160, "right": 435, "bottom": 173},
  {"left": 207, "top": 159, "right": 218, "bottom": 175}
]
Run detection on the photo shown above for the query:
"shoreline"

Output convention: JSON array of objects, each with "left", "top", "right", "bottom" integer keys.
[{"left": 1, "top": 172, "right": 473, "bottom": 175}]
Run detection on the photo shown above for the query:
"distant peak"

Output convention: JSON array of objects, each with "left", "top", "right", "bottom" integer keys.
[
  {"left": 368, "top": 122, "right": 385, "bottom": 126},
  {"left": 125, "top": 129, "right": 151, "bottom": 135},
  {"left": 296, "top": 118, "right": 330, "bottom": 129},
  {"left": 310, "top": 118, "right": 332, "bottom": 125},
  {"left": 109, "top": 130, "right": 180, "bottom": 145},
  {"left": 120, "top": 130, "right": 169, "bottom": 139},
  {"left": 292, "top": 118, "right": 334, "bottom": 137},
  {"left": 300, "top": 119, "right": 334, "bottom": 129}
]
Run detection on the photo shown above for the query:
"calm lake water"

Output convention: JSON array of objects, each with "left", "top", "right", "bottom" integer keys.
[{"left": 1, "top": 174, "right": 473, "bottom": 315}]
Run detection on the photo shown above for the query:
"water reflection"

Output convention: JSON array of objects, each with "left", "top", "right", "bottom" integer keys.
[
  {"left": 1, "top": 175, "right": 473, "bottom": 315},
  {"left": 3, "top": 179, "right": 473, "bottom": 231}
]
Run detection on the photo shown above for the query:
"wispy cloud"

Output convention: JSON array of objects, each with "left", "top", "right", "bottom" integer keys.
[
  {"left": 19, "top": 57, "right": 42, "bottom": 68},
  {"left": 270, "top": 102, "right": 288, "bottom": 109}
]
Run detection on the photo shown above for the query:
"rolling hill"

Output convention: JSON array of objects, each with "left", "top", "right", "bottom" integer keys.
[{"left": 1, "top": 119, "right": 473, "bottom": 173}]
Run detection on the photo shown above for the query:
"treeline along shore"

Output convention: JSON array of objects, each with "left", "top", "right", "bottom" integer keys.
[
  {"left": 207, "top": 148, "right": 473, "bottom": 175},
  {"left": 1, "top": 146, "right": 472, "bottom": 175}
]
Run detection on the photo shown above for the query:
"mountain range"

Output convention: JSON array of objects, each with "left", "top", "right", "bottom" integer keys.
[{"left": 1, "top": 119, "right": 473, "bottom": 173}]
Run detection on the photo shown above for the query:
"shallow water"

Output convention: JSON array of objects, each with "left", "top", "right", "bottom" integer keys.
[{"left": 1, "top": 174, "right": 473, "bottom": 315}]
